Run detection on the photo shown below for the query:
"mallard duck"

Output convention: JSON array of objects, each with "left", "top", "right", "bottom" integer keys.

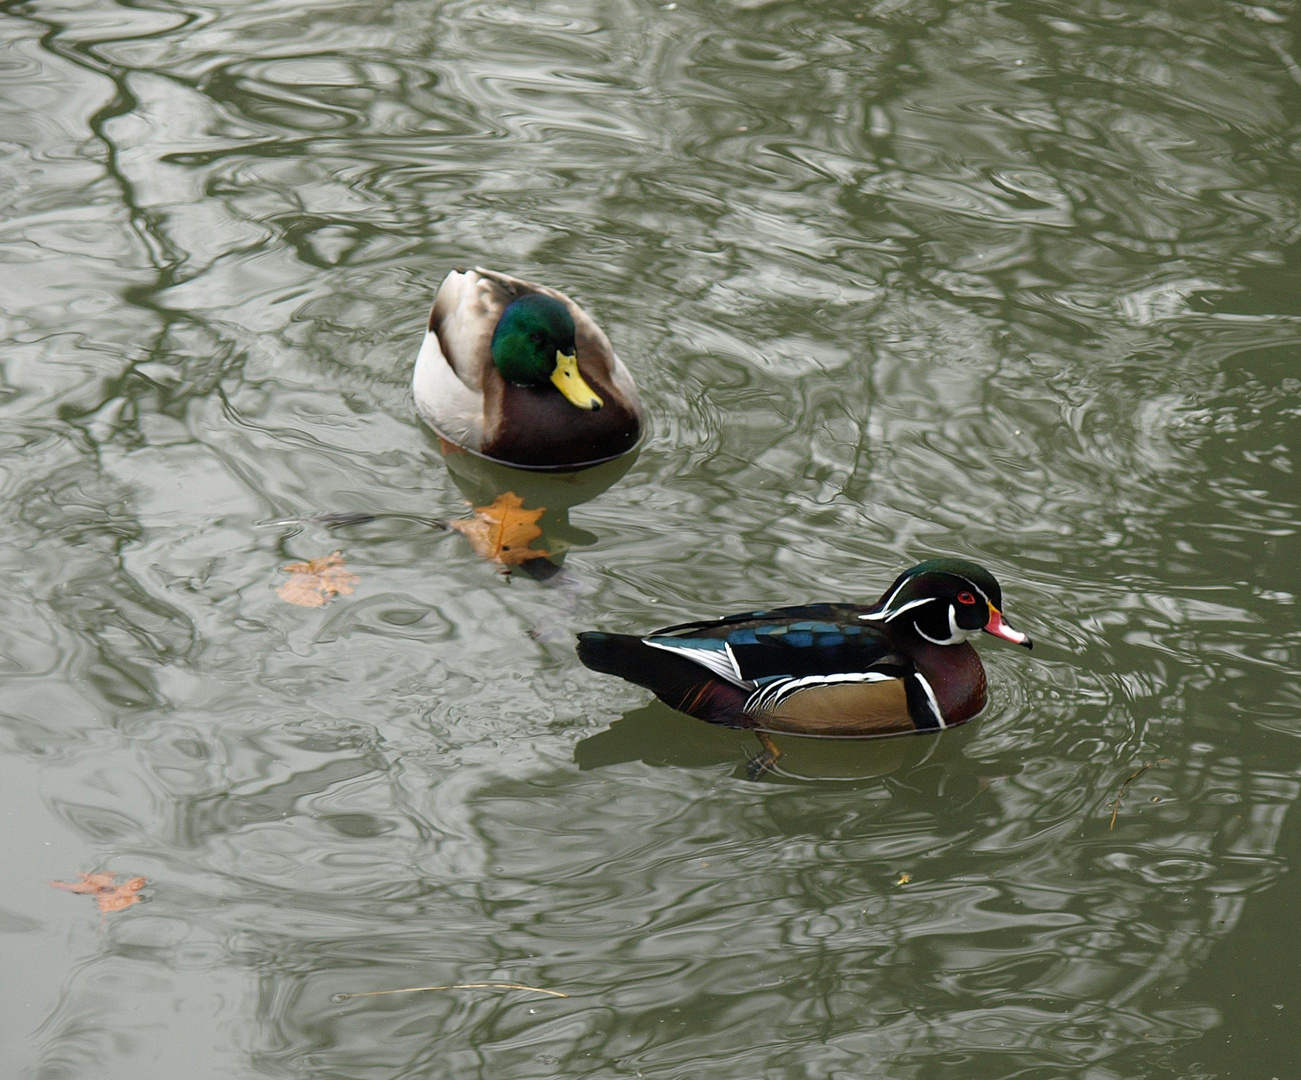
[
  {"left": 413, "top": 267, "right": 642, "bottom": 471},
  {"left": 577, "top": 557, "right": 1032, "bottom": 774}
]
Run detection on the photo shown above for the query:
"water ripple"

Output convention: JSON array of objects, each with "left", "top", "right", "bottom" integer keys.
[{"left": 4, "top": 0, "right": 1301, "bottom": 1076}]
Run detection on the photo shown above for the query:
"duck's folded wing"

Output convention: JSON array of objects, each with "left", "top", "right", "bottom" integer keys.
[
  {"left": 642, "top": 620, "right": 928, "bottom": 734},
  {"left": 648, "top": 603, "right": 866, "bottom": 637},
  {"left": 644, "top": 616, "right": 905, "bottom": 688}
]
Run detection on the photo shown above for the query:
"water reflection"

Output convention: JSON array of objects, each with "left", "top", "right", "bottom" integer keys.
[
  {"left": 3, "top": 0, "right": 1300, "bottom": 1076},
  {"left": 438, "top": 435, "right": 641, "bottom": 574},
  {"left": 573, "top": 700, "right": 1029, "bottom": 793}
]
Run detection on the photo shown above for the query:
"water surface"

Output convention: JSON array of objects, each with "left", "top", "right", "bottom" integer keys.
[{"left": 1, "top": 0, "right": 1299, "bottom": 1077}]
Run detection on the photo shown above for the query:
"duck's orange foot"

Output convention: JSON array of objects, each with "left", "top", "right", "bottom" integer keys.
[{"left": 745, "top": 732, "right": 784, "bottom": 780}]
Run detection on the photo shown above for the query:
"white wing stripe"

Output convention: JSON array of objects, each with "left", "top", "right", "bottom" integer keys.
[
  {"left": 745, "top": 671, "right": 895, "bottom": 712},
  {"left": 643, "top": 639, "right": 749, "bottom": 687}
]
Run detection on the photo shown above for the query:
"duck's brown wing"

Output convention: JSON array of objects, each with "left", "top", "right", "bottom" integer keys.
[{"left": 427, "top": 268, "right": 516, "bottom": 393}]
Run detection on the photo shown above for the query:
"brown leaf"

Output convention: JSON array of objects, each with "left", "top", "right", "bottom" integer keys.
[
  {"left": 50, "top": 872, "right": 146, "bottom": 913},
  {"left": 277, "top": 551, "right": 359, "bottom": 607},
  {"left": 450, "top": 493, "right": 550, "bottom": 566}
]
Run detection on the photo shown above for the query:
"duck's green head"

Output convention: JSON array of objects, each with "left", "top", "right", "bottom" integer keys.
[
  {"left": 491, "top": 294, "right": 603, "bottom": 410},
  {"left": 861, "top": 557, "right": 1032, "bottom": 649}
]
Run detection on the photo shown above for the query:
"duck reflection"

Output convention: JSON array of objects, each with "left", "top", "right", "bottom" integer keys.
[
  {"left": 435, "top": 433, "right": 639, "bottom": 578},
  {"left": 573, "top": 699, "right": 1017, "bottom": 793}
]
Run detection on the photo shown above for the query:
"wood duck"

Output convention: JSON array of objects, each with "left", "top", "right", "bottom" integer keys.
[
  {"left": 577, "top": 557, "right": 1032, "bottom": 774},
  {"left": 413, "top": 268, "right": 643, "bottom": 471}
]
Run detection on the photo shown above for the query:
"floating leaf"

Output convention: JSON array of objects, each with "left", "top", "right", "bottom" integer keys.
[
  {"left": 895, "top": 872, "right": 911, "bottom": 886},
  {"left": 277, "top": 551, "right": 359, "bottom": 607},
  {"left": 50, "top": 871, "right": 146, "bottom": 913},
  {"left": 450, "top": 493, "right": 550, "bottom": 566}
]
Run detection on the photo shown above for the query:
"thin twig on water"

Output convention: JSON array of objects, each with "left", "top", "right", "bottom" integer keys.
[
  {"left": 334, "top": 982, "right": 568, "bottom": 1002},
  {"left": 1108, "top": 758, "right": 1170, "bottom": 829}
]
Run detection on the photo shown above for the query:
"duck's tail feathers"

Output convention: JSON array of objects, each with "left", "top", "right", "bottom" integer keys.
[
  {"left": 576, "top": 632, "right": 750, "bottom": 725},
  {"left": 576, "top": 631, "right": 648, "bottom": 677}
]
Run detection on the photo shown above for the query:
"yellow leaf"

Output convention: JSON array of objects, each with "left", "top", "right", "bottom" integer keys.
[
  {"left": 450, "top": 493, "right": 550, "bottom": 566},
  {"left": 277, "top": 551, "right": 359, "bottom": 607},
  {"left": 895, "top": 872, "right": 911, "bottom": 885}
]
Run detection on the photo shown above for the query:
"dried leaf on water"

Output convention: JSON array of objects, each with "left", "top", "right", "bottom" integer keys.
[
  {"left": 277, "top": 551, "right": 359, "bottom": 607},
  {"left": 50, "top": 871, "right": 146, "bottom": 913},
  {"left": 450, "top": 493, "right": 550, "bottom": 567},
  {"left": 895, "top": 872, "right": 911, "bottom": 886}
]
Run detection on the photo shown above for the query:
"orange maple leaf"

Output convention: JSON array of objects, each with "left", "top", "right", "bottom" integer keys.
[
  {"left": 277, "top": 551, "right": 359, "bottom": 607},
  {"left": 450, "top": 492, "right": 550, "bottom": 566},
  {"left": 50, "top": 872, "right": 146, "bottom": 913}
]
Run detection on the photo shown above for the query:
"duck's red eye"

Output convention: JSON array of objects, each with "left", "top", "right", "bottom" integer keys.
[{"left": 957, "top": 591, "right": 976, "bottom": 605}]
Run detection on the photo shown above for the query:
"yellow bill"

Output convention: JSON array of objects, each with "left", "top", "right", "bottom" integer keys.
[{"left": 550, "top": 351, "right": 603, "bottom": 410}]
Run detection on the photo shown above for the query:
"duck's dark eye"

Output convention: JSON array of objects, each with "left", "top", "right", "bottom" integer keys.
[{"left": 957, "top": 591, "right": 976, "bottom": 605}]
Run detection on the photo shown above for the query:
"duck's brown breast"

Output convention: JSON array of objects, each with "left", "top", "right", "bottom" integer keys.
[
  {"left": 484, "top": 385, "right": 640, "bottom": 468},
  {"left": 913, "top": 642, "right": 987, "bottom": 725}
]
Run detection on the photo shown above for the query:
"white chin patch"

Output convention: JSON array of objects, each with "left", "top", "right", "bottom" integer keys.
[
  {"left": 914, "top": 622, "right": 955, "bottom": 646},
  {"left": 914, "top": 604, "right": 978, "bottom": 646}
]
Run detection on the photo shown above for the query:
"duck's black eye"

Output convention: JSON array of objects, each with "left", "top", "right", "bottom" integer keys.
[{"left": 957, "top": 591, "right": 976, "bottom": 605}]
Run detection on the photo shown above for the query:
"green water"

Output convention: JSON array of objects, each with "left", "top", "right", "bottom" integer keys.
[{"left": 1, "top": 0, "right": 1298, "bottom": 1076}]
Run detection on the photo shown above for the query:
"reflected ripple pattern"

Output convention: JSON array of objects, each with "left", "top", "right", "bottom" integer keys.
[{"left": 0, "top": 0, "right": 1299, "bottom": 1078}]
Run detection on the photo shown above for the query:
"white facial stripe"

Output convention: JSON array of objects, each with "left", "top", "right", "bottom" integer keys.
[
  {"left": 956, "top": 575, "right": 991, "bottom": 610},
  {"left": 867, "top": 571, "right": 998, "bottom": 630},
  {"left": 914, "top": 620, "right": 949, "bottom": 645},
  {"left": 914, "top": 604, "right": 968, "bottom": 647},
  {"left": 876, "top": 576, "right": 912, "bottom": 613},
  {"left": 859, "top": 595, "right": 932, "bottom": 623}
]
